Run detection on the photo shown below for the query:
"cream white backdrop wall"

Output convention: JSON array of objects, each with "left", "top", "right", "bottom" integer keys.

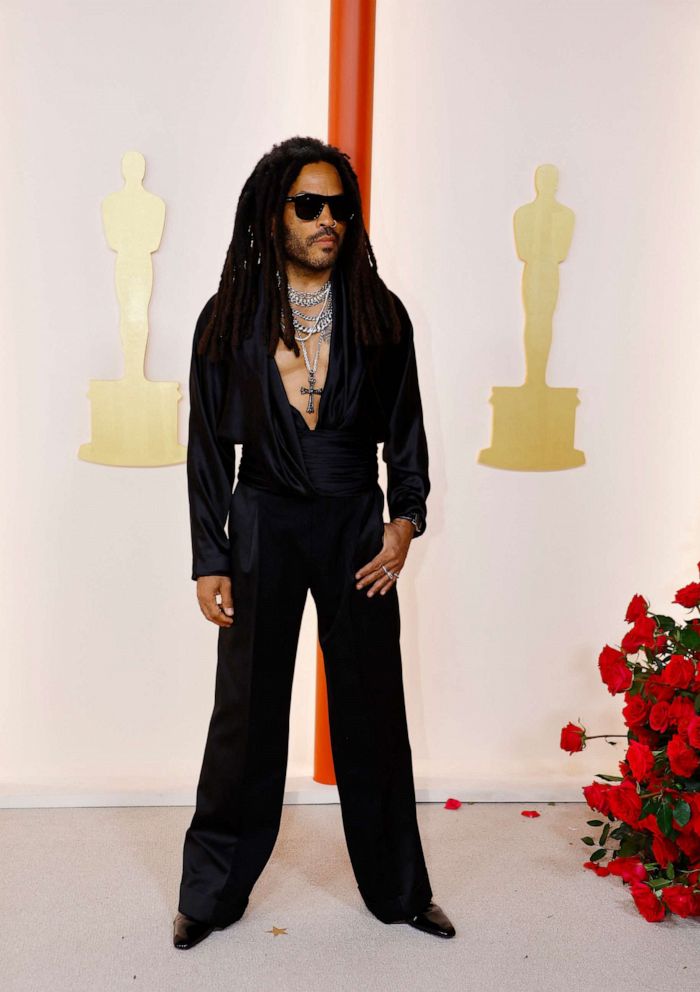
[
  {"left": 371, "top": 0, "right": 700, "bottom": 797},
  {"left": 0, "top": 0, "right": 332, "bottom": 806},
  {"left": 3, "top": 0, "right": 700, "bottom": 807}
]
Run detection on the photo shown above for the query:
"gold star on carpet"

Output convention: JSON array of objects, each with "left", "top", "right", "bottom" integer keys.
[{"left": 266, "top": 926, "right": 288, "bottom": 936}]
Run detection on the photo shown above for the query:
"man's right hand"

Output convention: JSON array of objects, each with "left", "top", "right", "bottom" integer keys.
[{"left": 196, "top": 575, "right": 235, "bottom": 627}]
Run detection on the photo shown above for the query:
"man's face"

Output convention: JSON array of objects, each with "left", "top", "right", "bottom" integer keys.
[{"left": 278, "top": 161, "right": 349, "bottom": 273}]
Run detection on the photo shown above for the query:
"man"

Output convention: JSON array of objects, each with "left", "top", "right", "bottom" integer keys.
[{"left": 173, "top": 136, "right": 455, "bottom": 949}]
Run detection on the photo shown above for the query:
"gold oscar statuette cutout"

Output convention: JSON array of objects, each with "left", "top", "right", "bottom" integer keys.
[
  {"left": 478, "top": 164, "right": 585, "bottom": 471},
  {"left": 78, "top": 150, "right": 186, "bottom": 466}
]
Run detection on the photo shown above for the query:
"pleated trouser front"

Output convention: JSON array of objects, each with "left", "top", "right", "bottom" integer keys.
[{"left": 177, "top": 478, "right": 433, "bottom": 926}]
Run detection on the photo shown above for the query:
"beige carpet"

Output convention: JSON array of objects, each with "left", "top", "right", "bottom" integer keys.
[{"left": 4, "top": 802, "right": 698, "bottom": 992}]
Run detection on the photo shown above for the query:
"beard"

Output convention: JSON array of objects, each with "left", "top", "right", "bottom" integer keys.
[{"left": 282, "top": 226, "right": 339, "bottom": 272}]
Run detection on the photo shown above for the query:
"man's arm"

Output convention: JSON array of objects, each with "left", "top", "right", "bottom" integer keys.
[
  {"left": 381, "top": 291, "right": 430, "bottom": 539},
  {"left": 187, "top": 294, "right": 237, "bottom": 580}
]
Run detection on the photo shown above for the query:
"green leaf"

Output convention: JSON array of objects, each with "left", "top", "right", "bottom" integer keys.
[
  {"left": 581, "top": 836, "right": 596, "bottom": 845},
  {"left": 618, "top": 838, "right": 640, "bottom": 857},
  {"left": 586, "top": 819, "right": 604, "bottom": 827},
  {"left": 657, "top": 800, "right": 674, "bottom": 837},
  {"left": 654, "top": 615, "right": 677, "bottom": 631},
  {"left": 665, "top": 863, "right": 676, "bottom": 880},
  {"left": 672, "top": 800, "right": 692, "bottom": 828},
  {"left": 599, "top": 823, "right": 611, "bottom": 845},
  {"left": 595, "top": 774, "right": 624, "bottom": 782},
  {"left": 589, "top": 848, "right": 607, "bottom": 862},
  {"left": 679, "top": 627, "right": 700, "bottom": 650},
  {"left": 640, "top": 798, "right": 659, "bottom": 818},
  {"left": 648, "top": 877, "right": 673, "bottom": 890}
]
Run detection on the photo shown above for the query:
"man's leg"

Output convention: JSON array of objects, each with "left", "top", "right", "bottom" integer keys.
[
  {"left": 178, "top": 483, "right": 309, "bottom": 926},
  {"left": 309, "top": 485, "right": 433, "bottom": 924}
]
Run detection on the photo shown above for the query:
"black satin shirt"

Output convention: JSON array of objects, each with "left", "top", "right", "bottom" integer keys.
[{"left": 187, "top": 267, "right": 430, "bottom": 580}]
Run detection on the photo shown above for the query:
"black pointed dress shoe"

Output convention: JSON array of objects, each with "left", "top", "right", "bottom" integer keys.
[
  {"left": 173, "top": 911, "right": 226, "bottom": 949},
  {"left": 405, "top": 901, "right": 456, "bottom": 938}
]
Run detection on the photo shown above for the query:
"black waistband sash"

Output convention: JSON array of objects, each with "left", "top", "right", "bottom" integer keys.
[
  {"left": 238, "top": 426, "right": 378, "bottom": 497},
  {"left": 298, "top": 427, "right": 379, "bottom": 494}
]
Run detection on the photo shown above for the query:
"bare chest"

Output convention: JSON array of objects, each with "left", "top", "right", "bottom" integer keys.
[{"left": 272, "top": 335, "right": 331, "bottom": 431}]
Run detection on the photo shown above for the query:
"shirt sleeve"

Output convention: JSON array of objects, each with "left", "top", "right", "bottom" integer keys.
[
  {"left": 381, "top": 291, "right": 431, "bottom": 539},
  {"left": 187, "top": 294, "right": 237, "bottom": 580}
]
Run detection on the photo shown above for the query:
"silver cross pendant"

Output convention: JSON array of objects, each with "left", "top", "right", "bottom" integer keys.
[{"left": 300, "top": 377, "right": 323, "bottom": 413}]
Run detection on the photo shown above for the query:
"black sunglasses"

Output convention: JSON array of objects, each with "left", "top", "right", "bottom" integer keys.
[{"left": 284, "top": 192, "right": 355, "bottom": 223}]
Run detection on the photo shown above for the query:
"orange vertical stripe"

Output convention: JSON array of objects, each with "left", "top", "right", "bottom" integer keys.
[{"left": 313, "top": 0, "right": 377, "bottom": 785}]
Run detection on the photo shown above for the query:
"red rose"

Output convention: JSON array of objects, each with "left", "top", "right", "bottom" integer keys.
[
  {"left": 669, "top": 697, "right": 696, "bottom": 734},
  {"left": 676, "top": 831, "right": 700, "bottom": 861},
  {"left": 629, "top": 882, "right": 666, "bottom": 921},
  {"left": 626, "top": 741, "right": 654, "bottom": 782},
  {"left": 645, "top": 771, "right": 666, "bottom": 791},
  {"left": 560, "top": 722, "right": 585, "bottom": 754},
  {"left": 686, "top": 864, "right": 700, "bottom": 885},
  {"left": 598, "top": 645, "right": 633, "bottom": 695},
  {"left": 582, "top": 781, "right": 612, "bottom": 816},
  {"left": 608, "top": 856, "right": 647, "bottom": 883},
  {"left": 653, "top": 634, "right": 669, "bottom": 652},
  {"left": 667, "top": 734, "right": 700, "bottom": 777},
  {"left": 688, "top": 716, "right": 700, "bottom": 749},
  {"left": 690, "top": 794, "right": 700, "bottom": 837},
  {"left": 608, "top": 780, "right": 643, "bottom": 824},
  {"left": 622, "top": 694, "right": 650, "bottom": 728},
  {"left": 625, "top": 594, "right": 648, "bottom": 623},
  {"left": 660, "top": 653, "right": 695, "bottom": 689},
  {"left": 646, "top": 674, "right": 675, "bottom": 703},
  {"left": 637, "top": 812, "right": 663, "bottom": 838},
  {"left": 674, "top": 582, "right": 700, "bottom": 609},
  {"left": 632, "top": 726, "right": 661, "bottom": 748},
  {"left": 661, "top": 884, "right": 696, "bottom": 918},
  {"left": 651, "top": 833, "right": 679, "bottom": 868},
  {"left": 649, "top": 701, "right": 671, "bottom": 732},
  {"left": 621, "top": 616, "right": 657, "bottom": 654}
]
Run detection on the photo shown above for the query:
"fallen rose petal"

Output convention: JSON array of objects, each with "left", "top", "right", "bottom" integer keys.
[
  {"left": 521, "top": 810, "right": 541, "bottom": 818},
  {"left": 583, "top": 861, "right": 611, "bottom": 876},
  {"left": 444, "top": 797, "right": 461, "bottom": 810},
  {"left": 608, "top": 856, "right": 648, "bottom": 883}
]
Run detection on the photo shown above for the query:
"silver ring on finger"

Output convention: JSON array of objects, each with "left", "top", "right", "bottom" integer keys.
[{"left": 381, "top": 564, "right": 400, "bottom": 582}]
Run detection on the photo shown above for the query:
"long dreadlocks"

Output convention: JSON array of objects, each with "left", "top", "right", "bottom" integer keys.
[{"left": 196, "top": 135, "right": 403, "bottom": 363}]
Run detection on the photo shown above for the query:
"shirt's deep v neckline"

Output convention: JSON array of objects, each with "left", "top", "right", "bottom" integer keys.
[{"left": 270, "top": 327, "right": 335, "bottom": 433}]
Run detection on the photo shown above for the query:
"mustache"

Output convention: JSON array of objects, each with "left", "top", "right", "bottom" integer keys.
[{"left": 312, "top": 231, "right": 338, "bottom": 243}]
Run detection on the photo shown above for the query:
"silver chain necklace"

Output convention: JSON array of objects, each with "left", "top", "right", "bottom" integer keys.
[
  {"left": 279, "top": 278, "right": 333, "bottom": 414},
  {"left": 287, "top": 277, "right": 332, "bottom": 307}
]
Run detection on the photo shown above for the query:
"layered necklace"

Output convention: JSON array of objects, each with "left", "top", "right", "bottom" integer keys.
[{"left": 280, "top": 276, "right": 333, "bottom": 414}]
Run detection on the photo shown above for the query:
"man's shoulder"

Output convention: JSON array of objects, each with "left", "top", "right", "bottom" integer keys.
[
  {"left": 193, "top": 292, "right": 219, "bottom": 342},
  {"left": 200, "top": 291, "right": 218, "bottom": 322},
  {"left": 384, "top": 287, "right": 414, "bottom": 346},
  {"left": 385, "top": 286, "right": 404, "bottom": 310}
]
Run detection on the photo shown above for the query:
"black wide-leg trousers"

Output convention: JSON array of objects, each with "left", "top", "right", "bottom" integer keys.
[{"left": 178, "top": 479, "right": 433, "bottom": 926}]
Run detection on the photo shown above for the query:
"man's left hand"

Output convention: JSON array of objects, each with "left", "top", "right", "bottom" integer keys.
[{"left": 354, "top": 518, "right": 415, "bottom": 597}]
